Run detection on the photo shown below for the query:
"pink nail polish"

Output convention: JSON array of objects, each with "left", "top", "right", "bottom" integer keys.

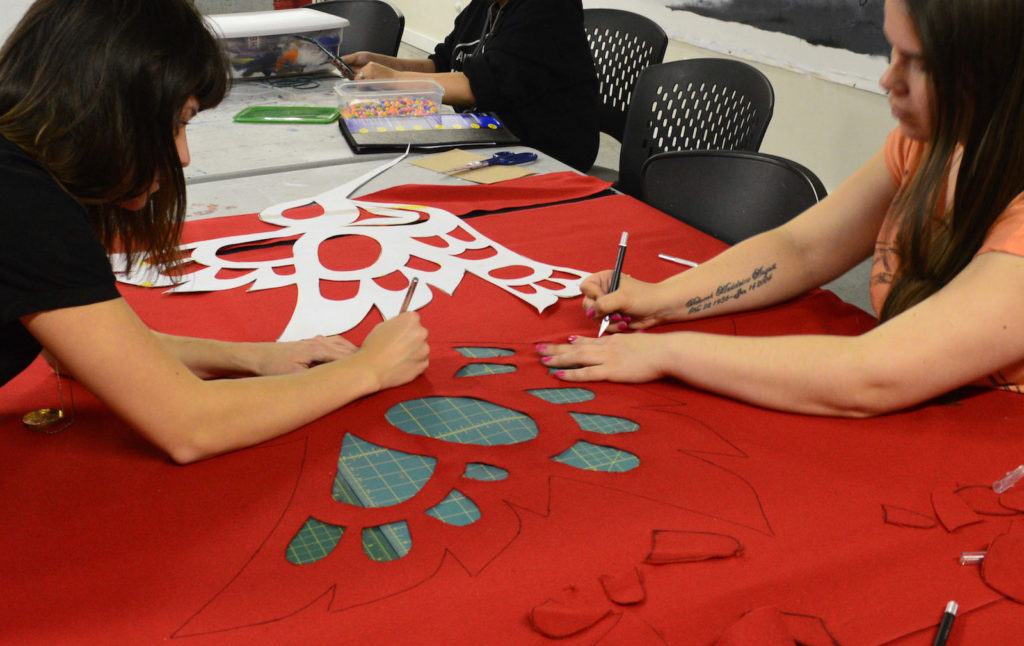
[
  {"left": 554, "top": 371, "right": 566, "bottom": 377},
  {"left": 535, "top": 343, "right": 548, "bottom": 352},
  {"left": 586, "top": 309, "right": 595, "bottom": 318},
  {"left": 618, "top": 322, "right": 628, "bottom": 330},
  {"left": 610, "top": 314, "right": 621, "bottom": 323},
  {"left": 567, "top": 335, "right": 577, "bottom": 342},
  {"left": 541, "top": 356, "right": 551, "bottom": 363}
]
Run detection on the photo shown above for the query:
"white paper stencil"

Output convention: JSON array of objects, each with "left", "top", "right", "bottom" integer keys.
[{"left": 116, "top": 173, "right": 587, "bottom": 341}]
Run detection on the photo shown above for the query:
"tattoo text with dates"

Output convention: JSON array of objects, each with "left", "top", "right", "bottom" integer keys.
[{"left": 685, "top": 264, "right": 777, "bottom": 315}]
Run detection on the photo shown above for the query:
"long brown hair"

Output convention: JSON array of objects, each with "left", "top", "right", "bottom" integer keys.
[
  {"left": 0, "top": 0, "right": 228, "bottom": 270},
  {"left": 880, "top": 0, "right": 1024, "bottom": 321}
]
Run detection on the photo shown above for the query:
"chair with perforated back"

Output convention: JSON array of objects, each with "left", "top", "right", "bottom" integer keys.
[
  {"left": 639, "top": 149, "right": 827, "bottom": 245},
  {"left": 583, "top": 8, "right": 668, "bottom": 143},
  {"left": 310, "top": 0, "right": 405, "bottom": 56},
  {"left": 616, "top": 58, "right": 775, "bottom": 198}
]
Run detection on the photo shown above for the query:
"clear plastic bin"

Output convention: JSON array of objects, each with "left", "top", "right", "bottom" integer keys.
[
  {"left": 205, "top": 9, "right": 349, "bottom": 79},
  {"left": 334, "top": 79, "right": 444, "bottom": 120}
]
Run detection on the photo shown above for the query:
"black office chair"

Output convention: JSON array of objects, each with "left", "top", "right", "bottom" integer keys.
[
  {"left": 616, "top": 58, "right": 775, "bottom": 198},
  {"left": 639, "top": 149, "right": 827, "bottom": 245},
  {"left": 310, "top": 0, "right": 405, "bottom": 56},
  {"left": 583, "top": 8, "right": 668, "bottom": 143}
]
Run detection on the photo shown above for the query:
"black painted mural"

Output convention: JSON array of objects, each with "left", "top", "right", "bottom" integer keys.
[{"left": 668, "top": 0, "right": 887, "bottom": 57}]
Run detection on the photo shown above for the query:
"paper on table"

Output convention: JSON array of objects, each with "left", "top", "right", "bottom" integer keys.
[
  {"left": 114, "top": 156, "right": 585, "bottom": 341},
  {"left": 413, "top": 148, "right": 536, "bottom": 184}
]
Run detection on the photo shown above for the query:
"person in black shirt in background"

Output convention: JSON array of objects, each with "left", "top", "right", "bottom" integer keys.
[{"left": 343, "top": 0, "right": 601, "bottom": 172}]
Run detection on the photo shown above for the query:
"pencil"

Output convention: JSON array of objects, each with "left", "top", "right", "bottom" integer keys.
[
  {"left": 400, "top": 277, "right": 419, "bottom": 313},
  {"left": 598, "top": 232, "right": 628, "bottom": 337}
]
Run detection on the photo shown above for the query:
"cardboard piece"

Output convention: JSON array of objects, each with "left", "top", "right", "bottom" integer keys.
[{"left": 412, "top": 148, "right": 537, "bottom": 184}]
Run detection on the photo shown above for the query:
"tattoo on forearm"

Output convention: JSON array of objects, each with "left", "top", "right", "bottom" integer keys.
[{"left": 685, "top": 264, "right": 777, "bottom": 315}]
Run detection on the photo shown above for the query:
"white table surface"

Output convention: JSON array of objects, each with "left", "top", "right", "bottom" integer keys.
[
  {"left": 185, "top": 146, "right": 576, "bottom": 220},
  {"left": 185, "top": 75, "right": 392, "bottom": 184}
]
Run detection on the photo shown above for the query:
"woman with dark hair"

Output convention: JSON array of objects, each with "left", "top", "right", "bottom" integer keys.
[
  {"left": 0, "top": 0, "right": 429, "bottom": 462},
  {"left": 540, "top": 0, "right": 1024, "bottom": 416},
  {"left": 341, "top": 0, "right": 600, "bottom": 172}
]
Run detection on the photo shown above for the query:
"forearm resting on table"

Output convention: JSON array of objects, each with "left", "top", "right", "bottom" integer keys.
[
  {"left": 657, "top": 227, "right": 833, "bottom": 323},
  {"left": 149, "top": 357, "right": 384, "bottom": 464},
  {"left": 25, "top": 301, "right": 385, "bottom": 464},
  {"left": 153, "top": 332, "right": 269, "bottom": 379},
  {"left": 657, "top": 331, "right": 919, "bottom": 417}
]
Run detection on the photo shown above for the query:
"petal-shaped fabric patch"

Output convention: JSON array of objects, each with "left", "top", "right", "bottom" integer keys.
[
  {"left": 981, "top": 521, "right": 1024, "bottom": 603},
  {"left": 425, "top": 489, "right": 480, "bottom": 526},
  {"left": 529, "top": 599, "right": 611, "bottom": 638},
  {"left": 333, "top": 434, "right": 436, "bottom": 507},
  {"left": 550, "top": 441, "right": 639, "bottom": 472},
  {"left": 462, "top": 462, "right": 509, "bottom": 481},
  {"left": 644, "top": 530, "right": 743, "bottom": 565},
  {"left": 286, "top": 517, "right": 345, "bottom": 565},
  {"left": 882, "top": 504, "right": 937, "bottom": 529},
  {"left": 715, "top": 606, "right": 796, "bottom": 646},
  {"left": 931, "top": 488, "right": 984, "bottom": 532},
  {"left": 570, "top": 412, "right": 639, "bottom": 434},
  {"left": 455, "top": 363, "right": 517, "bottom": 377},
  {"left": 363, "top": 521, "right": 411, "bottom": 561},
  {"left": 956, "top": 485, "right": 1020, "bottom": 516},
  {"left": 527, "top": 387, "right": 595, "bottom": 404},
  {"left": 387, "top": 397, "right": 538, "bottom": 445},
  {"left": 599, "top": 568, "right": 645, "bottom": 605},
  {"left": 454, "top": 346, "right": 514, "bottom": 358}
]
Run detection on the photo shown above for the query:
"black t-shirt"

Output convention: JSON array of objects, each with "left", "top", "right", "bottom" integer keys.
[
  {"left": 0, "top": 135, "right": 121, "bottom": 386},
  {"left": 430, "top": 0, "right": 600, "bottom": 172}
]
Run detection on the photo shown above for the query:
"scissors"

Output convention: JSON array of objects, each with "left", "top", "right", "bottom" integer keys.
[
  {"left": 291, "top": 34, "right": 357, "bottom": 79},
  {"left": 445, "top": 151, "right": 538, "bottom": 173}
]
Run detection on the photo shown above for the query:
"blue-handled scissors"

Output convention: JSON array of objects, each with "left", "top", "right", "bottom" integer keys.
[{"left": 445, "top": 151, "right": 538, "bottom": 173}]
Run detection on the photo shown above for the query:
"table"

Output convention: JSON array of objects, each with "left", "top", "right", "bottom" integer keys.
[
  {"left": 4, "top": 165, "right": 1024, "bottom": 646},
  {"left": 185, "top": 76, "right": 390, "bottom": 184},
  {"left": 184, "top": 146, "right": 576, "bottom": 220}
]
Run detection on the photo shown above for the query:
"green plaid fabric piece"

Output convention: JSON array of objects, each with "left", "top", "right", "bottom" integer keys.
[
  {"left": 286, "top": 517, "right": 345, "bottom": 565},
  {"left": 527, "top": 387, "right": 596, "bottom": 404},
  {"left": 386, "top": 397, "right": 537, "bottom": 445},
  {"left": 455, "top": 363, "right": 517, "bottom": 377},
  {"left": 454, "top": 347, "right": 515, "bottom": 358},
  {"left": 426, "top": 489, "right": 480, "bottom": 526},
  {"left": 570, "top": 412, "right": 639, "bottom": 434},
  {"left": 551, "top": 440, "right": 639, "bottom": 473}
]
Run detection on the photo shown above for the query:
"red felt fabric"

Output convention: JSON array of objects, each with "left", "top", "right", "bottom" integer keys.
[
  {"left": 356, "top": 171, "right": 610, "bottom": 216},
  {"left": 883, "top": 504, "right": 938, "bottom": 529},
  {"left": 598, "top": 567, "right": 646, "bottom": 605},
  {"left": 529, "top": 599, "right": 612, "bottom": 638},
  {"left": 715, "top": 607, "right": 795, "bottom": 646},
  {"left": 1000, "top": 488, "right": 1024, "bottom": 513},
  {"left": 644, "top": 530, "right": 744, "bottom": 564},
  {"left": 4, "top": 176, "right": 1024, "bottom": 645},
  {"left": 932, "top": 488, "right": 985, "bottom": 532},
  {"left": 956, "top": 485, "right": 1019, "bottom": 516},
  {"left": 981, "top": 521, "right": 1024, "bottom": 603}
]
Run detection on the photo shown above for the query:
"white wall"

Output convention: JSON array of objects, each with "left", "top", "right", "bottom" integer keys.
[
  {"left": 0, "top": 0, "right": 35, "bottom": 43},
  {"left": 387, "top": 0, "right": 896, "bottom": 193}
]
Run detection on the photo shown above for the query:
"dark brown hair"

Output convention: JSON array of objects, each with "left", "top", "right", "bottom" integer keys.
[
  {"left": 0, "top": 0, "right": 228, "bottom": 269},
  {"left": 880, "top": 0, "right": 1024, "bottom": 320}
]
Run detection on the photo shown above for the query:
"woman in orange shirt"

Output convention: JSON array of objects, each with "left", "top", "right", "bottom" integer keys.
[{"left": 540, "top": 0, "right": 1024, "bottom": 416}]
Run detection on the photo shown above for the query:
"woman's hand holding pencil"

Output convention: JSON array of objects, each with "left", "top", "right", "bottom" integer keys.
[{"left": 579, "top": 272, "right": 675, "bottom": 332}]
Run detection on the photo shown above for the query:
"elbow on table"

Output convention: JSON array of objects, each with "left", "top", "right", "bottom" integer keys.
[
  {"left": 814, "top": 371, "right": 923, "bottom": 419},
  {"left": 142, "top": 421, "right": 228, "bottom": 465}
]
